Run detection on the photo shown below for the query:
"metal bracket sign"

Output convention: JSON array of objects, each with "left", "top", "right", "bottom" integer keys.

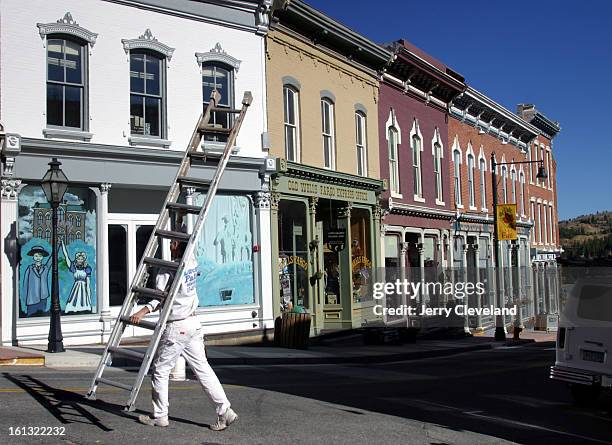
[{"left": 326, "top": 229, "right": 346, "bottom": 252}]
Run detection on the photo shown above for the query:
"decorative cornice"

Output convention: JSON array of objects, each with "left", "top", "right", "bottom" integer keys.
[
  {"left": 195, "top": 43, "right": 241, "bottom": 71},
  {"left": 100, "top": 183, "right": 112, "bottom": 194},
  {"left": 255, "top": 0, "right": 273, "bottom": 35},
  {"left": 122, "top": 29, "right": 175, "bottom": 60},
  {"left": 386, "top": 199, "right": 454, "bottom": 220},
  {"left": 37, "top": 12, "right": 98, "bottom": 47}
]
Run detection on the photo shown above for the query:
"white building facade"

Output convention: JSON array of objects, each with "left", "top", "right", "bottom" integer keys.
[{"left": 0, "top": 0, "right": 276, "bottom": 346}]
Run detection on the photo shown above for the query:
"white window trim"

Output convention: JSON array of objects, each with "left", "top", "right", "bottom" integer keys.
[
  {"left": 355, "top": 111, "right": 368, "bottom": 176},
  {"left": 283, "top": 85, "right": 301, "bottom": 162},
  {"left": 321, "top": 98, "right": 336, "bottom": 170},
  {"left": 386, "top": 109, "right": 402, "bottom": 198},
  {"left": 410, "top": 119, "right": 424, "bottom": 201},
  {"left": 452, "top": 136, "right": 463, "bottom": 209},
  {"left": 432, "top": 127, "right": 444, "bottom": 205},
  {"left": 519, "top": 168, "right": 526, "bottom": 218},
  {"left": 465, "top": 143, "right": 476, "bottom": 210},
  {"left": 478, "top": 147, "right": 487, "bottom": 212},
  {"left": 510, "top": 165, "right": 517, "bottom": 213}
]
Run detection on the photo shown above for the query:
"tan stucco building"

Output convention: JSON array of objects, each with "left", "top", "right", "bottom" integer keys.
[{"left": 266, "top": 1, "right": 390, "bottom": 333}]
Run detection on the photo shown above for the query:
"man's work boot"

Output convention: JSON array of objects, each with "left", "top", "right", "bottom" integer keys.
[
  {"left": 138, "top": 415, "right": 169, "bottom": 427},
  {"left": 210, "top": 407, "right": 238, "bottom": 431}
]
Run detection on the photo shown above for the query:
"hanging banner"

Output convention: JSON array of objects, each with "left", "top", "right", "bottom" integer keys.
[{"left": 496, "top": 204, "right": 517, "bottom": 240}]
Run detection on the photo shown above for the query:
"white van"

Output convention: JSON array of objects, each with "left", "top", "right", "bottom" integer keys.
[{"left": 550, "top": 279, "right": 612, "bottom": 403}]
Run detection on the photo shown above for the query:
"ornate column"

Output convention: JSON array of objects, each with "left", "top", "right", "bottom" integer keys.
[
  {"left": 270, "top": 192, "right": 281, "bottom": 320},
  {"left": 254, "top": 191, "right": 272, "bottom": 329},
  {"left": 337, "top": 203, "right": 354, "bottom": 328},
  {"left": 512, "top": 242, "right": 524, "bottom": 329},
  {"left": 307, "top": 197, "right": 324, "bottom": 332},
  {"left": 98, "top": 184, "right": 112, "bottom": 327},
  {"left": 1, "top": 178, "right": 21, "bottom": 345},
  {"left": 400, "top": 241, "right": 409, "bottom": 326},
  {"left": 184, "top": 186, "right": 197, "bottom": 233},
  {"left": 472, "top": 243, "right": 483, "bottom": 331},
  {"left": 462, "top": 241, "right": 470, "bottom": 334},
  {"left": 417, "top": 239, "right": 425, "bottom": 307}
]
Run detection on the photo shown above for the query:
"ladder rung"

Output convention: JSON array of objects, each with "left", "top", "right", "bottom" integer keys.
[
  {"left": 211, "top": 107, "right": 241, "bottom": 114},
  {"left": 143, "top": 257, "right": 179, "bottom": 271},
  {"left": 96, "top": 377, "right": 133, "bottom": 391},
  {"left": 166, "top": 202, "right": 202, "bottom": 214},
  {"left": 200, "top": 126, "right": 231, "bottom": 134},
  {"left": 178, "top": 176, "right": 212, "bottom": 189},
  {"left": 132, "top": 286, "right": 167, "bottom": 300},
  {"left": 120, "top": 315, "right": 158, "bottom": 331},
  {"left": 108, "top": 346, "right": 145, "bottom": 361},
  {"left": 156, "top": 229, "right": 191, "bottom": 242}
]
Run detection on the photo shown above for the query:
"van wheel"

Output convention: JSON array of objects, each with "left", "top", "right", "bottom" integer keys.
[{"left": 570, "top": 384, "right": 601, "bottom": 405}]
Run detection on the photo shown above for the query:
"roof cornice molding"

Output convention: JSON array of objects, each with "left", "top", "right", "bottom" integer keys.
[
  {"left": 272, "top": 0, "right": 391, "bottom": 71},
  {"left": 393, "top": 45, "right": 464, "bottom": 93}
]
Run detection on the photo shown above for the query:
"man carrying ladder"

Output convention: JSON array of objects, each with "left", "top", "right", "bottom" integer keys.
[{"left": 129, "top": 237, "right": 238, "bottom": 431}]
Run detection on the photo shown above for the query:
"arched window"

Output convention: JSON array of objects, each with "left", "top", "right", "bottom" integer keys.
[
  {"left": 46, "top": 212, "right": 52, "bottom": 223},
  {"left": 46, "top": 36, "right": 87, "bottom": 130},
  {"left": 37, "top": 228, "right": 43, "bottom": 239},
  {"left": 76, "top": 215, "right": 82, "bottom": 227},
  {"left": 45, "top": 229, "right": 51, "bottom": 241},
  {"left": 283, "top": 85, "right": 300, "bottom": 162},
  {"left": 412, "top": 135, "right": 422, "bottom": 198},
  {"left": 511, "top": 168, "right": 517, "bottom": 207},
  {"left": 501, "top": 166, "right": 508, "bottom": 203},
  {"left": 433, "top": 142, "right": 443, "bottom": 202},
  {"left": 453, "top": 150, "right": 462, "bottom": 206},
  {"left": 58, "top": 207, "right": 65, "bottom": 222},
  {"left": 355, "top": 111, "right": 367, "bottom": 176},
  {"left": 37, "top": 212, "right": 43, "bottom": 225},
  {"left": 467, "top": 154, "right": 475, "bottom": 208},
  {"left": 321, "top": 98, "right": 336, "bottom": 170},
  {"left": 519, "top": 172, "right": 526, "bottom": 216},
  {"left": 479, "top": 157, "right": 487, "bottom": 209},
  {"left": 388, "top": 127, "right": 399, "bottom": 194}
]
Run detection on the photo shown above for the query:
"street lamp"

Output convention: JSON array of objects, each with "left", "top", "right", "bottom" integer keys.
[
  {"left": 491, "top": 153, "right": 546, "bottom": 341},
  {"left": 41, "top": 158, "right": 69, "bottom": 353}
]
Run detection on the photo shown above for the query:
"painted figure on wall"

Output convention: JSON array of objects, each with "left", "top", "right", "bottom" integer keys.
[
  {"left": 18, "top": 185, "right": 97, "bottom": 318},
  {"left": 61, "top": 240, "right": 93, "bottom": 313},
  {"left": 22, "top": 245, "right": 51, "bottom": 316},
  {"left": 193, "top": 195, "right": 254, "bottom": 307}
]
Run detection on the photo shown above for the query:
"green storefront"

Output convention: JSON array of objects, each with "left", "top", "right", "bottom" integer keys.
[{"left": 270, "top": 160, "right": 385, "bottom": 334}]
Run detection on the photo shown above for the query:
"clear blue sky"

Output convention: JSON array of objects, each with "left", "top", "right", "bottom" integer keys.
[{"left": 305, "top": 0, "right": 611, "bottom": 220}]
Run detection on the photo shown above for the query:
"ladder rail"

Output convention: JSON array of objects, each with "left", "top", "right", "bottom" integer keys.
[
  {"left": 124, "top": 91, "right": 252, "bottom": 411},
  {"left": 87, "top": 91, "right": 222, "bottom": 402}
]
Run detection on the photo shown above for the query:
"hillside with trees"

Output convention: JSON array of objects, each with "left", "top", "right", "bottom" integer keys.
[{"left": 559, "top": 211, "right": 612, "bottom": 261}]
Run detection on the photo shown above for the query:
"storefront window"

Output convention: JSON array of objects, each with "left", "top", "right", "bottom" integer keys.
[
  {"left": 192, "top": 194, "right": 255, "bottom": 307},
  {"left": 385, "top": 235, "right": 401, "bottom": 319},
  {"left": 109, "top": 225, "right": 127, "bottom": 306},
  {"left": 351, "top": 208, "right": 372, "bottom": 303},
  {"left": 18, "top": 185, "right": 97, "bottom": 317},
  {"left": 278, "top": 200, "right": 309, "bottom": 309}
]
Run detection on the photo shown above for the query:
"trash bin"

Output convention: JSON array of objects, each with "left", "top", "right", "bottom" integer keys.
[{"left": 274, "top": 312, "right": 311, "bottom": 349}]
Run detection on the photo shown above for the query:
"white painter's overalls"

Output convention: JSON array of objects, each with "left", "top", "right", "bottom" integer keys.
[{"left": 145, "top": 257, "right": 231, "bottom": 419}]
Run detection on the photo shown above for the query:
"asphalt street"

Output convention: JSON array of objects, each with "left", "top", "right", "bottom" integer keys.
[{"left": 0, "top": 342, "right": 610, "bottom": 445}]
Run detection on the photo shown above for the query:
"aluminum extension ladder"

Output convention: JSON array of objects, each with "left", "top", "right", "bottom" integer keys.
[{"left": 86, "top": 90, "right": 252, "bottom": 411}]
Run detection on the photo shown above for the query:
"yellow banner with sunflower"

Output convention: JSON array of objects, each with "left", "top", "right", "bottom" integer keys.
[{"left": 497, "top": 204, "right": 517, "bottom": 240}]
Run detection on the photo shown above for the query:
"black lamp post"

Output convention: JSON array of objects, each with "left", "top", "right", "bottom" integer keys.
[
  {"left": 41, "top": 158, "right": 69, "bottom": 353},
  {"left": 491, "top": 153, "right": 547, "bottom": 341}
]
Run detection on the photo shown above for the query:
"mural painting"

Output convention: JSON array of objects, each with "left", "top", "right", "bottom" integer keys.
[
  {"left": 192, "top": 194, "right": 254, "bottom": 307},
  {"left": 17, "top": 185, "right": 97, "bottom": 318}
]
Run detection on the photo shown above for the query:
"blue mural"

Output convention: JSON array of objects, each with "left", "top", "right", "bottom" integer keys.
[
  {"left": 192, "top": 194, "right": 254, "bottom": 307},
  {"left": 18, "top": 185, "right": 97, "bottom": 318}
]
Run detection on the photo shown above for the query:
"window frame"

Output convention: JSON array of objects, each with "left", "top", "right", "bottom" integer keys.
[
  {"left": 479, "top": 157, "right": 487, "bottom": 210},
  {"left": 45, "top": 35, "right": 88, "bottom": 132},
  {"left": 129, "top": 49, "right": 167, "bottom": 140},
  {"left": 467, "top": 153, "right": 475, "bottom": 209},
  {"left": 453, "top": 149, "right": 462, "bottom": 207},
  {"left": 433, "top": 142, "right": 443, "bottom": 204},
  {"left": 202, "top": 61, "right": 235, "bottom": 143},
  {"left": 412, "top": 134, "right": 423, "bottom": 199},
  {"left": 283, "top": 85, "right": 301, "bottom": 162},
  {"left": 388, "top": 127, "right": 400, "bottom": 195},
  {"left": 355, "top": 111, "right": 368, "bottom": 176},
  {"left": 321, "top": 98, "right": 336, "bottom": 170}
]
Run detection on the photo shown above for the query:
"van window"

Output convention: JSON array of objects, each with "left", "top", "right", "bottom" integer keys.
[{"left": 577, "top": 285, "right": 612, "bottom": 322}]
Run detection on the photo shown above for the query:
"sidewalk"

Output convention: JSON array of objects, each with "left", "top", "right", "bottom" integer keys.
[{"left": 0, "top": 330, "right": 553, "bottom": 368}]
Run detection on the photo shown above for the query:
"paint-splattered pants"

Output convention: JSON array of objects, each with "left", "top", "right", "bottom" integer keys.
[{"left": 151, "top": 316, "right": 230, "bottom": 418}]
